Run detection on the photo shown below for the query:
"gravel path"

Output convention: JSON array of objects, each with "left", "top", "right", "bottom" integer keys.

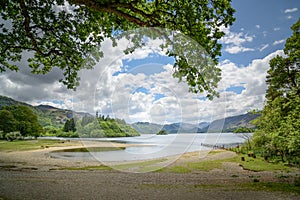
[{"left": 0, "top": 170, "right": 299, "bottom": 200}]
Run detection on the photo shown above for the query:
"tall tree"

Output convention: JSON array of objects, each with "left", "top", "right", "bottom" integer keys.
[
  {"left": 252, "top": 19, "right": 300, "bottom": 165},
  {"left": 64, "top": 118, "right": 76, "bottom": 132},
  {"left": 0, "top": 109, "right": 17, "bottom": 133},
  {"left": 266, "top": 19, "right": 300, "bottom": 101},
  {"left": 0, "top": 0, "right": 235, "bottom": 98},
  {"left": 2, "top": 105, "right": 43, "bottom": 137}
]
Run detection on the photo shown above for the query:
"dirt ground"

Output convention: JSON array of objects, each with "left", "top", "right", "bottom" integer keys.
[{"left": 0, "top": 141, "right": 299, "bottom": 200}]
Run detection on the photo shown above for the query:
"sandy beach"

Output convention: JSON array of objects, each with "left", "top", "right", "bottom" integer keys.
[{"left": 0, "top": 140, "right": 299, "bottom": 200}]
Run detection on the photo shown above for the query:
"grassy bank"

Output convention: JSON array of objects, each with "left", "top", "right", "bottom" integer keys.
[{"left": 0, "top": 139, "right": 79, "bottom": 152}]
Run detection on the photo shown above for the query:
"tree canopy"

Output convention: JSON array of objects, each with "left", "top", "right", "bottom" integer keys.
[
  {"left": 266, "top": 19, "right": 300, "bottom": 101},
  {"left": 0, "top": 105, "right": 43, "bottom": 138},
  {"left": 252, "top": 19, "right": 300, "bottom": 165},
  {"left": 0, "top": 0, "right": 235, "bottom": 98}
]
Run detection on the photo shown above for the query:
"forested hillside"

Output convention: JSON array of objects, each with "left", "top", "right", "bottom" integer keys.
[{"left": 0, "top": 95, "right": 139, "bottom": 138}]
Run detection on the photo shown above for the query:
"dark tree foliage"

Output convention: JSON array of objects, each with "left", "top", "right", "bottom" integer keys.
[
  {"left": 266, "top": 19, "right": 300, "bottom": 101},
  {"left": 63, "top": 118, "right": 76, "bottom": 132},
  {"left": 252, "top": 19, "right": 300, "bottom": 166},
  {"left": 0, "top": 109, "right": 17, "bottom": 133},
  {"left": 157, "top": 130, "right": 168, "bottom": 135},
  {"left": 0, "top": 0, "right": 235, "bottom": 98},
  {"left": 0, "top": 105, "right": 43, "bottom": 137}
]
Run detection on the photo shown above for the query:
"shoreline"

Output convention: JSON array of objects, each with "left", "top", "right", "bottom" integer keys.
[
  {"left": 0, "top": 140, "right": 159, "bottom": 170},
  {"left": 0, "top": 139, "right": 214, "bottom": 171},
  {"left": 1, "top": 140, "right": 299, "bottom": 199}
]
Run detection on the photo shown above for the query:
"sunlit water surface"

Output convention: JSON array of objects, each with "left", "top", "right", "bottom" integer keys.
[{"left": 47, "top": 133, "right": 249, "bottom": 162}]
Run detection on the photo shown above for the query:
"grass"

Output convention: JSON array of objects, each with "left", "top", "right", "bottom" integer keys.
[
  {"left": 156, "top": 150, "right": 298, "bottom": 173},
  {"left": 142, "top": 182, "right": 300, "bottom": 195},
  {"left": 194, "top": 182, "right": 300, "bottom": 194},
  {"left": 0, "top": 139, "right": 124, "bottom": 153},
  {"left": 0, "top": 139, "right": 79, "bottom": 152},
  {"left": 187, "top": 160, "right": 224, "bottom": 172},
  {"left": 208, "top": 150, "right": 227, "bottom": 155},
  {"left": 231, "top": 154, "right": 295, "bottom": 172},
  {"left": 184, "top": 153, "right": 295, "bottom": 172},
  {"left": 168, "top": 166, "right": 191, "bottom": 173},
  {"left": 236, "top": 182, "right": 300, "bottom": 194}
]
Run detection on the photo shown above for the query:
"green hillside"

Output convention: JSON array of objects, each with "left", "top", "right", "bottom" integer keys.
[
  {"left": 0, "top": 95, "right": 140, "bottom": 138},
  {"left": 203, "top": 113, "right": 260, "bottom": 133}
]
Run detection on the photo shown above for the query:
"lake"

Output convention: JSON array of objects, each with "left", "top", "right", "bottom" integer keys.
[{"left": 48, "top": 133, "right": 250, "bottom": 162}]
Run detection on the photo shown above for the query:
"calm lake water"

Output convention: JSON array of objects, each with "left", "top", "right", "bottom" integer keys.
[{"left": 48, "top": 133, "right": 249, "bottom": 162}]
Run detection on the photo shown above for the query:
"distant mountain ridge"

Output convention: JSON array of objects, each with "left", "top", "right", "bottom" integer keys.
[
  {"left": 0, "top": 95, "right": 92, "bottom": 128},
  {"left": 132, "top": 113, "right": 260, "bottom": 134},
  {"left": 203, "top": 113, "right": 260, "bottom": 133}
]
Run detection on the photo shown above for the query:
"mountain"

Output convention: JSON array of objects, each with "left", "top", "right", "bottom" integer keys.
[
  {"left": 0, "top": 95, "right": 31, "bottom": 108},
  {"left": 131, "top": 122, "right": 162, "bottom": 134},
  {"left": 132, "top": 113, "right": 260, "bottom": 134},
  {"left": 131, "top": 122, "right": 204, "bottom": 134},
  {"left": 0, "top": 95, "right": 93, "bottom": 128},
  {"left": 200, "top": 113, "right": 260, "bottom": 133}
]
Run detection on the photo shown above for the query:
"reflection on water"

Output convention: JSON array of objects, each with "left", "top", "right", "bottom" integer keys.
[{"left": 48, "top": 133, "right": 249, "bottom": 162}]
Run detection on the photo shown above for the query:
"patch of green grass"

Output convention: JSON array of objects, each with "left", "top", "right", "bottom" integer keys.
[
  {"left": 275, "top": 174, "right": 290, "bottom": 179},
  {"left": 168, "top": 166, "right": 191, "bottom": 173},
  {"left": 193, "top": 184, "right": 225, "bottom": 189},
  {"left": 0, "top": 139, "right": 77, "bottom": 152},
  {"left": 208, "top": 150, "right": 226, "bottom": 155},
  {"left": 237, "top": 182, "right": 300, "bottom": 194},
  {"left": 161, "top": 151, "right": 297, "bottom": 173},
  {"left": 228, "top": 155, "right": 295, "bottom": 172},
  {"left": 0, "top": 195, "right": 9, "bottom": 200},
  {"left": 294, "top": 176, "right": 300, "bottom": 186},
  {"left": 192, "top": 182, "right": 300, "bottom": 194},
  {"left": 188, "top": 153, "right": 295, "bottom": 172},
  {"left": 142, "top": 182, "right": 300, "bottom": 194},
  {"left": 187, "top": 160, "right": 224, "bottom": 172}
]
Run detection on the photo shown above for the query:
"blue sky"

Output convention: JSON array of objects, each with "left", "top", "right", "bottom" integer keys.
[
  {"left": 221, "top": 0, "right": 299, "bottom": 65},
  {"left": 0, "top": 0, "right": 299, "bottom": 124}
]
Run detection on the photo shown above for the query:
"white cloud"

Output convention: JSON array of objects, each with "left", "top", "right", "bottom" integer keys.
[
  {"left": 224, "top": 46, "right": 255, "bottom": 54},
  {"left": 256, "top": 25, "right": 260, "bottom": 29},
  {"left": 220, "top": 28, "right": 254, "bottom": 46},
  {"left": 0, "top": 28, "right": 285, "bottom": 124},
  {"left": 274, "top": 27, "right": 280, "bottom": 31},
  {"left": 273, "top": 39, "right": 285, "bottom": 45},
  {"left": 284, "top": 8, "right": 298, "bottom": 13},
  {"left": 220, "top": 26, "right": 255, "bottom": 54},
  {"left": 214, "top": 50, "right": 284, "bottom": 118}
]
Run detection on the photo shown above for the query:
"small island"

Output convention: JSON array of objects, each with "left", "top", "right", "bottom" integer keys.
[{"left": 156, "top": 130, "right": 168, "bottom": 135}]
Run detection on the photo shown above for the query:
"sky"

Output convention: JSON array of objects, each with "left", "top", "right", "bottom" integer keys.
[{"left": 0, "top": 0, "right": 299, "bottom": 125}]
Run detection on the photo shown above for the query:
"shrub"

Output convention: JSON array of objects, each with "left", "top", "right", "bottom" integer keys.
[{"left": 5, "top": 131, "right": 23, "bottom": 141}]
